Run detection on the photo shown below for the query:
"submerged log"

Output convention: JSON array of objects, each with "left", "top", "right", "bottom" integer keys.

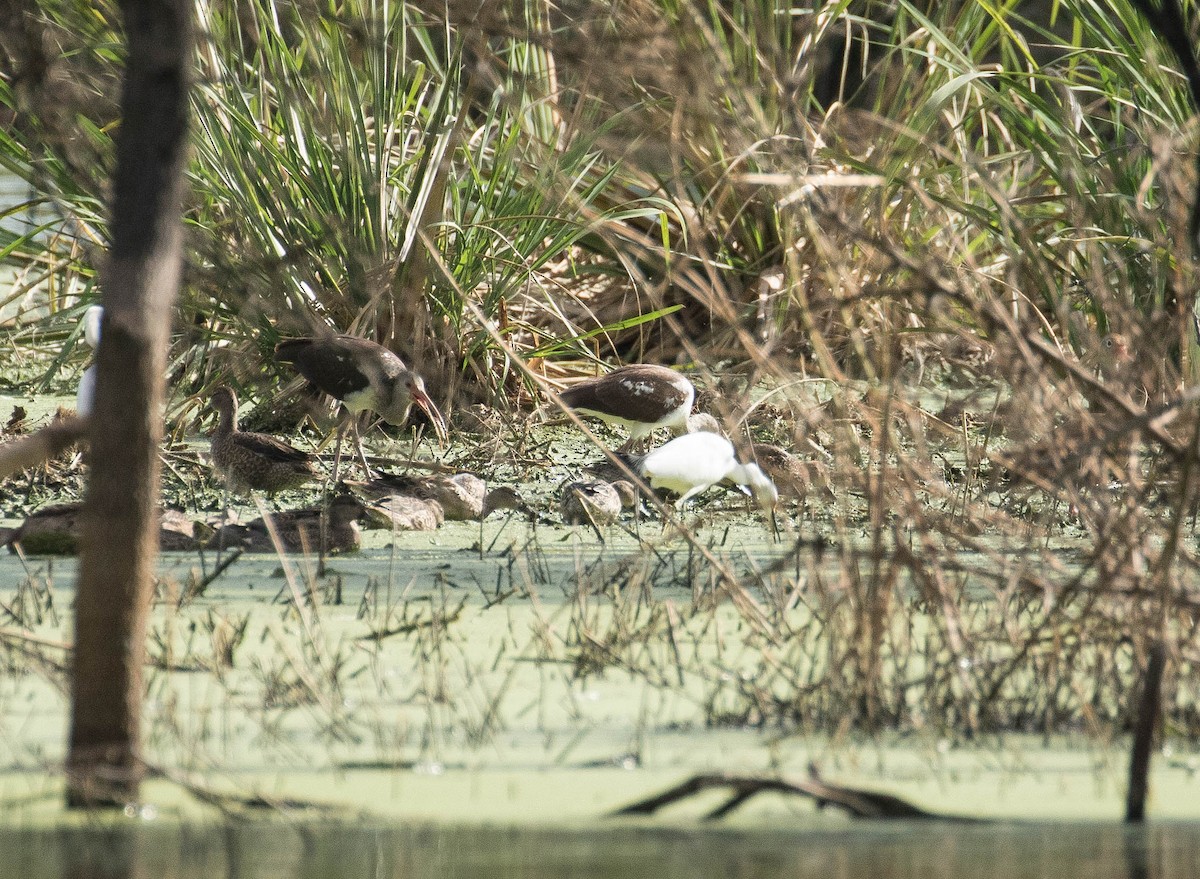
[{"left": 613, "top": 766, "right": 977, "bottom": 822}]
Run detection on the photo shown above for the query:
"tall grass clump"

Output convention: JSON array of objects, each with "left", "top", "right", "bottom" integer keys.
[
  {"left": 3, "top": 0, "right": 680, "bottom": 402},
  {"left": 184, "top": 0, "right": 686, "bottom": 404}
]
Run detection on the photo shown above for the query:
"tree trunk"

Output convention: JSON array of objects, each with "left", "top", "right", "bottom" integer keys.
[{"left": 66, "top": 0, "right": 191, "bottom": 808}]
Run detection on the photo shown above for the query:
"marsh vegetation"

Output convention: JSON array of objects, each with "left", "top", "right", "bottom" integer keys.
[{"left": 2, "top": 0, "right": 1200, "bottom": 829}]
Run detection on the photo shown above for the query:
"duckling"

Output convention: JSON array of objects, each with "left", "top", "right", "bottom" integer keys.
[
  {"left": 368, "top": 472, "right": 525, "bottom": 521},
  {"left": 559, "top": 479, "right": 639, "bottom": 527},
  {"left": 210, "top": 493, "right": 364, "bottom": 553}
]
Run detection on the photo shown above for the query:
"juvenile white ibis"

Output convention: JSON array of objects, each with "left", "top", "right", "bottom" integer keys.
[
  {"left": 637, "top": 431, "right": 778, "bottom": 512},
  {"left": 275, "top": 334, "right": 447, "bottom": 480},
  {"left": 559, "top": 364, "right": 695, "bottom": 450},
  {"left": 76, "top": 305, "right": 103, "bottom": 416},
  {"left": 209, "top": 386, "right": 319, "bottom": 495}
]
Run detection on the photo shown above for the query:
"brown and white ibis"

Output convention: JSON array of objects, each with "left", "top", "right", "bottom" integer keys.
[
  {"left": 275, "top": 334, "right": 447, "bottom": 481},
  {"left": 559, "top": 364, "right": 695, "bottom": 451},
  {"left": 209, "top": 386, "right": 319, "bottom": 495}
]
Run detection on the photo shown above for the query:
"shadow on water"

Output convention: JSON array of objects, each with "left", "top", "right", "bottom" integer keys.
[{"left": 0, "top": 820, "right": 1194, "bottom": 879}]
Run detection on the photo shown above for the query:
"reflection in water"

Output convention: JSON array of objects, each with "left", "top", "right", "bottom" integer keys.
[
  {"left": 1124, "top": 829, "right": 1149, "bottom": 879},
  {"left": 0, "top": 821, "right": 1192, "bottom": 879},
  {"left": 57, "top": 824, "right": 144, "bottom": 879}
]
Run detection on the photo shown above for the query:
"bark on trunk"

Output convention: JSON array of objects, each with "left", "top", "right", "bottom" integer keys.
[{"left": 66, "top": 0, "right": 191, "bottom": 808}]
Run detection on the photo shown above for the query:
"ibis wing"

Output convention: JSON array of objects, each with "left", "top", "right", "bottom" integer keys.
[
  {"left": 276, "top": 337, "right": 374, "bottom": 400},
  {"left": 563, "top": 369, "right": 691, "bottom": 423}
]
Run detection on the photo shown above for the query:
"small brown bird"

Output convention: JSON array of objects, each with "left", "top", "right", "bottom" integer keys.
[
  {"left": 5, "top": 504, "right": 205, "bottom": 555},
  {"left": 559, "top": 479, "right": 639, "bottom": 527},
  {"left": 559, "top": 364, "right": 695, "bottom": 451},
  {"left": 275, "top": 334, "right": 447, "bottom": 480},
  {"left": 1085, "top": 332, "right": 1133, "bottom": 378},
  {"left": 209, "top": 386, "right": 319, "bottom": 495},
  {"left": 368, "top": 472, "right": 526, "bottom": 521},
  {"left": 211, "top": 493, "right": 365, "bottom": 553}
]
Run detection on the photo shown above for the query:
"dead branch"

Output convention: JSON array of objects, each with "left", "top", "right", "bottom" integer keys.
[
  {"left": 612, "top": 767, "right": 975, "bottom": 822},
  {"left": 0, "top": 416, "right": 88, "bottom": 480}
]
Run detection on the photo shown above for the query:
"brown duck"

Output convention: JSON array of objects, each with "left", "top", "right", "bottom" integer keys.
[
  {"left": 209, "top": 493, "right": 364, "bottom": 553},
  {"left": 367, "top": 472, "right": 527, "bottom": 521},
  {"left": 4, "top": 504, "right": 205, "bottom": 555},
  {"left": 209, "top": 386, "right": 319, "bottom": 495},
  {"left": 559, "top": 479, "right": 639, "bottom": 526}
]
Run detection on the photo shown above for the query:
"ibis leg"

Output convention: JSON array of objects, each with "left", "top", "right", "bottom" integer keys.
[
  {"left": 351, "top": 419, "right": 373, "bottom": 479},
  {"left": 331, "top": 421, "right": 347, "bottom": 487}
]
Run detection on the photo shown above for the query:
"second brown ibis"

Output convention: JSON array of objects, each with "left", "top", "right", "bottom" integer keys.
[
  {"left": 275, "top": 333, "right": 447, "bottom": 480},
  {"left": 559, "top": 364, "right": 695, "bottom": 451}
]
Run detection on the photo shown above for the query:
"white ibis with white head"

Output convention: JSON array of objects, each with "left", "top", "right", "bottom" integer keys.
[
  {"left": 559, "top": 364, "right": 695, "bottom": 451},
  {"left": 76, "top": 305, "right": 104, "bottom": 416},
  {"left": 275, "top": 334, "right": 447, "bottom": 481},
  {"left": 637, "top": 431, "right": 778, "bottom": 514}
]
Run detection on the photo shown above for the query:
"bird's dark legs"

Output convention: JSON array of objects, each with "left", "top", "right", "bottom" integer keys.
[
  {"left": 214, "top": 483, "right": 232, "bottom": 565},
  {"left": 330, "top": 421, "right": 347, "bottom": 488},
  {"left": 350, "top": 418, "right": 372, "bottom": 479},
  {"left": 616, "top": 432, "right": 651, "bottom": 454}
]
